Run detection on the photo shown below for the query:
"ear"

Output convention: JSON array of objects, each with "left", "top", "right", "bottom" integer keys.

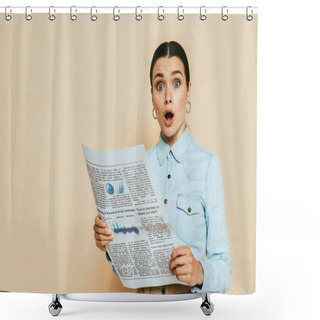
[
  {"left": 151, "top": 87, "right": 154, "bottom": 106},
  {"left": 187, "top": 81, "right": 191, "bottom": 100}
]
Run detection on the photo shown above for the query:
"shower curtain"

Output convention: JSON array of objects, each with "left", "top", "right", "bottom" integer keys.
[{"left": 0, "top": 8, "right": 257, "bottom": 295}]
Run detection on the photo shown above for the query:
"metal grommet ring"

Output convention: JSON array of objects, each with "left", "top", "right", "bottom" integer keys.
[
  {"left": 70, "top": 6, "right": 77, "bottom": 21},
  {"left": 246, "top": 6, "right": 253, "bottom": 21},
  {"left": 25, "top": 6, "right": 32, "bottom": 21},
  {"left": 221, "top": 6, "right": 228, "bottom": 21},
  {"left": 157, "top": 6, "right": 164, "bottom": 21},
  {"left": 49, "top": 6, "right": 56, "bottom": 21},
  {"left": 91, "top": 6, "right": 97, "bottom": 21},
  {"left": 113, "top": 6, "right": 120, "bottom": 21},
  {"left": 200, "top": 6, "right": 207, "bottom": 21},
  {"left": 135, "top": 6, "right": 142, "bottom": 21},
  {"left": 5, "top": 6, "right": 12, "bottom": 21},
  {"left": 177, "top": 6, "right": 184, "bottom": 21}
]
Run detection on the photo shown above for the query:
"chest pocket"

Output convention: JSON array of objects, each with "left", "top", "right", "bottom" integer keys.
[
  {"left": 175, "top": 193, "right": 205, "bottom": 246},
  {"left": 176, "top": 194, "right": 204, "bottom": 216}
]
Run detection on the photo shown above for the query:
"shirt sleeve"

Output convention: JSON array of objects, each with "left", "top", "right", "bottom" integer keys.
[
  {"left": 190, "top": 155, "right": 232, "bottom": 293},
  {"left": 105, "top": 251, "right": 119, "bottom": 277}
]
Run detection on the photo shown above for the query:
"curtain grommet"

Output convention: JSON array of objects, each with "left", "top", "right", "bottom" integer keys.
[
  {"left": 70, "top": 6, "right": 77, "bottom": 21},
  {"left": 221, "top": 6, "right": 228, "bottom": 21},
  {"left": 5, "top": 6, "right": 12, "bottom": 21},
  {"left": 25, "top": 6, "right": 32, "bottom": 21},
  {"left": 113, "top": 6, "right": 120, "bottom": 21},
  {"left": 135, "top": 6, "right": 142, "bottom": 21},
  {"left": 177, "top": 6, "right": 184, "bottom": 21},
  {"left": 48, "top": 6, "right": 56, "bottom": 21},
  {"left": 246, "top": 6, "right": 254, "bottom": 21},
  {"left": 200, "top": 6, "right": 207, "bottom": 21},
  {"left": 90, "top": 6, "right": 98, "bottom": 21},
  {"left": 157, "top": 6, "right": 164, "bottom": 21}
]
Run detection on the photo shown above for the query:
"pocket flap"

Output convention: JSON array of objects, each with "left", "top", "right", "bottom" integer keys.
[{"left": 176, "top": 194, "right": 203, "bottom": 216}]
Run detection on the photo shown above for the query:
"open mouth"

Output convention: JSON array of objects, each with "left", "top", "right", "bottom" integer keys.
[
  {"left": 164, "top": 110, "right": 174, "bottom": 126},
  {"left": 164, "top": 110, "right": 174, "bottom": 121}
]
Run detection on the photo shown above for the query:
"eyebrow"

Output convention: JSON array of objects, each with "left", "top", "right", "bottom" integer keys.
[{"left": 154, "top": 70, "right": 183, "bottom": 81}]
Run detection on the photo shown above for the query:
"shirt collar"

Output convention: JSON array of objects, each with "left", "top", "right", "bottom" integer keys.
[{"left": 156, "top": 124, "right": 192, "bottom": 166}]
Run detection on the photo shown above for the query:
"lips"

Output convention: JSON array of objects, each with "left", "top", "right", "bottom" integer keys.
[{"left": 164, "top": 109, "right": 174, "bottom": 127}]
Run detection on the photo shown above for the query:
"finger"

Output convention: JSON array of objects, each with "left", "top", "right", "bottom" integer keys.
[
  {"left": 94, "top": 215, "right": 113, "bottom": 235},
  {"left": 170, "top": 255, "right": 193, "bottom": 272},
  {"left": 95, "top": 240, "right": 105, "bottom": 251},
  {"left": 96, "top": 238, "right": 113, "bottom": 247},
  {"left": 94, "top": 232, "right": 114, "bottom": 241},
  {"left": 171, "top": 246, "right": 189, "bottom": 261},
  {"left": 175, "top": 274, "right": 191, "bottom": 285},
  {"left": 93, "top": 224, "right": 113, "bottom": 236},
  {"left": 94, "top": 231, "right": 113, "bottom": 241},
  {"left": 172, "top": 264, "right": 190, "bottom": 276},
  {"left": 95, "top": 240, "right": 108, "bottom": 252},
  {"left": 170, "top": 248, "right": 191, "bottom": 266},
  {"left": 170, "top": 256, "right": 187, "bottom": 271},
  {"left": 95, "top": 215, "right": 106, "bottom": 227}
]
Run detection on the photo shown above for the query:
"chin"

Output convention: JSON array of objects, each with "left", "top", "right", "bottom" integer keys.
[{"left": 161, "top": 125, "right": 177, "bottom": 138}]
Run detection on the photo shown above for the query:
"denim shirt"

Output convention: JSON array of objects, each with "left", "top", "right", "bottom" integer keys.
[{"left": 106, "top": 124, "right": 231, "bottom": 293}]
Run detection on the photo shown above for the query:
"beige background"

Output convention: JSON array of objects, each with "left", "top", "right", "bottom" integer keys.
[{"left": 0, "top": 13, "right": 257, "bottom": 294}]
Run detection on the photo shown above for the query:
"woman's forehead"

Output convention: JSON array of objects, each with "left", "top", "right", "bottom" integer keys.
[{"left": 153, "top": 56, "right": 185, "bottom": 76}]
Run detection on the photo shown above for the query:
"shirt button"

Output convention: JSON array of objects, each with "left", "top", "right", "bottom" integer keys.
[
  {"left": 188, "top": 207, "right": 191, "bottom": 213},
  {"left": 169, "top": 150, "right": 173, "bottom": 156},
  {"left": 164, "top": 199, "right": 168, "bottom": 205},
  {"left": 167, "top": 174, "right": 171, "bottom": 179}
]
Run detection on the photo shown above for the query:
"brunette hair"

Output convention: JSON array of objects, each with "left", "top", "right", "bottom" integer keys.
[{"left": 149, "top": 41, "right": 190, "bottom": 89}]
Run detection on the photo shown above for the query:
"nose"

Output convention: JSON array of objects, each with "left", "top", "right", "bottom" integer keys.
[
  {"left": 165, "top": 98, "right": 172, "bottom": 105},
  {"left": 165, "top": 88, "right": 173, "bottom": 105}
]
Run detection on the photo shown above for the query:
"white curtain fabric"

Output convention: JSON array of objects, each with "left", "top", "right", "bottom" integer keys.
[{"left": 0, "top": 12, "right": 257, "bottom": 294}]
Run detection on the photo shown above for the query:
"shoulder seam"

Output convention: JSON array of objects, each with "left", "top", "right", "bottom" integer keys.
[
  {"left": 205, "top": 155, "right": 215, "bottom": 216},
  {"left": 147, "top": 144, "right": 157, "bottom": 154},
  {"left": 189, "top": 140, "right": 214, "bottom": 158}
]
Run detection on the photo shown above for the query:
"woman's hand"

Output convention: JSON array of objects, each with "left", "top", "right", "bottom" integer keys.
[
  {"left": 169, "top": 246, "right": 204, "bottom": 287},
  {"left": 93, "top": 215, "right": 114, "bottom": 252}
]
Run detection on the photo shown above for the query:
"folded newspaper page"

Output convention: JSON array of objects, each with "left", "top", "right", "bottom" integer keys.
[{"left": 82, "top": 144, "right": 184, "bottom": 289}]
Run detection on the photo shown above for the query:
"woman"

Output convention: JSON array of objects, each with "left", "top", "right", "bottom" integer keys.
[{"left": 93, "top": 41, "right": 231, "bottom": 294}]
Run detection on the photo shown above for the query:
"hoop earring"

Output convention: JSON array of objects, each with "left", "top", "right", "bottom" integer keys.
[
  {"left": 152, "top": 108, "right": 157, "bottom": 119},
  {"left": 186, "top": 101, "right": 191, "bottom": 113}
]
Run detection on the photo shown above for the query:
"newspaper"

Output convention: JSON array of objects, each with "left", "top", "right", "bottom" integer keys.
[{"left": 82, "top": 143, "right": 184, "bottom": 289}]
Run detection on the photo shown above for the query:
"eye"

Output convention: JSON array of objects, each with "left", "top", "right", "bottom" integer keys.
[
  {"left": 156, "top": 82, "right": 164, "bottom": 90},
  {"left": 173, "top": 80, "right": 180, "bottom": 87}
]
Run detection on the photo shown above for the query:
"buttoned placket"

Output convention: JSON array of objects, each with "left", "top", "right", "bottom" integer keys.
[{"left": 163, "top": 150, "right": 173, "bottom": 206}]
